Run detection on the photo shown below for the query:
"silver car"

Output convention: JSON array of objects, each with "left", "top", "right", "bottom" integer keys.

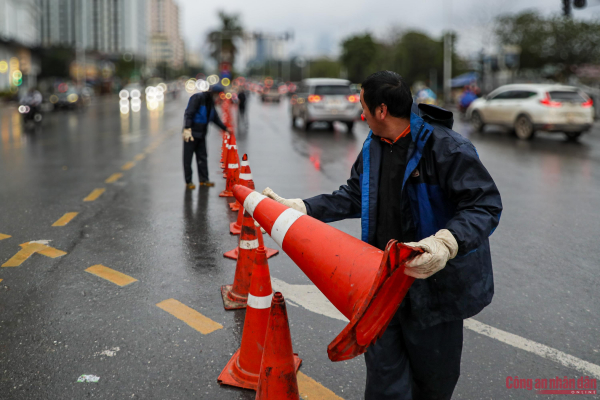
[{"left": 290, "top": 78, "right": 362, "bottom": 131}]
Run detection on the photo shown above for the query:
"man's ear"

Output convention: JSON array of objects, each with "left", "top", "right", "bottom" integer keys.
[{"left": 379, "top": 104, "right": 388, "bottom": 120}]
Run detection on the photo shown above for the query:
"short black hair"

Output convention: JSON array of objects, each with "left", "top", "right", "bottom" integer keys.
[{"left": 361, "top": 71, "right": 412, "bottom": 119}]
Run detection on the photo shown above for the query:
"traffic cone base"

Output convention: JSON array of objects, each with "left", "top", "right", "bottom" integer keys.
[
  {"left": 230, "top": 220, "right": 242, "bottom": 235},
  {"left": 220, "top": 284, "right": 248, "bottom": 310},
  {"left": 223, "top": 246, "right": 279, "bottom": 260},
  {"left": 233, "top": 185, "right": 422, "bottom": 362},
  {"left": 229, "top": 201, "right": 240, "bottom": 211},
  {"left": 219, "top": 190, "right": 234, "bottom": 197},
  {"left": 218, "top": 349, "right": 302, "bottom": 390}
]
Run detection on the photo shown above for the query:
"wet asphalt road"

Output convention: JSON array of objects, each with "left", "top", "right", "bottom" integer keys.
[{"left": 0, "top": 93, "right": 599, "bottom": 400}]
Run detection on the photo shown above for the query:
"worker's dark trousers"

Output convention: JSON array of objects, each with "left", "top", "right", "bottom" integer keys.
[
  {"left": 183, "top": 132, "right": 209, "bottom": 183},
  {"left": 364, "top": 311, "right": 463, "bottom": 400}
]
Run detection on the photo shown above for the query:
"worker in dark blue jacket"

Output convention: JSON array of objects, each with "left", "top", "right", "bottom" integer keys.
[
  {"left": 182, "top": 86, "right": 230, "bottom": 189},
  {"left": 263, "top": 71, "right": 502, "bottom": 400}
]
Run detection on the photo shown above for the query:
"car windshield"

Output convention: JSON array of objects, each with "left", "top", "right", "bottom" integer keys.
[
  {"left": 549, "top": 91, "right": 586, "bottom": 103},
  {"left": 314, "top": 85, "right": 351, "bottom": 95}
]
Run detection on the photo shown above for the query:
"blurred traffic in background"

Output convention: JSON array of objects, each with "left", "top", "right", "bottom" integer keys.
[{"left": 2, "top": 0, "right": 600, "bottom": 140}]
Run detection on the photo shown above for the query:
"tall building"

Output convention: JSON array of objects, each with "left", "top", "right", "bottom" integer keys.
[
  {"left": 147, "top": 0, "right": 184, "bottom": 70},
  {"left": 0, "top": 0, "right": 40, "bottom": 47},
  {"left": 0, "top": 0, "right": 41, "bottom": 90},
  {"left": 37, "top": 0, "right": 146, "bottom": 57}
]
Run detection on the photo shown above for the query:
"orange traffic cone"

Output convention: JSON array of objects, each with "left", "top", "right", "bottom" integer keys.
[
  {"left": 221, "top": 210, "right": 259, "bottom": 309},
  {"left": 225, "top": 210, "right": 279, "bottom": 260},
  {"left": 255, "top": 292, "right": 301, "bottom": 399},
  {"left": 230, "top": 154, "right": 253, "bottom": 234},
  {"left": 219, "top": 134, "right": 239, "bottom": 197},
  {"left": 220, "top": 133, "right": 229, "bottom": 169},
  {"left": 230, "top": 154, "right": 252, "bottom": 212},
  {"left": 232, "top": 185, "right": 422, "bottom": 361},
  {"left": 218, "top": 248, "right": 301, "bottom": 390}
]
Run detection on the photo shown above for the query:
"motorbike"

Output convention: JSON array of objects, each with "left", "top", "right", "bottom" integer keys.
[{"left": 18, "top": 104, "right": 43, "bottom": 124}]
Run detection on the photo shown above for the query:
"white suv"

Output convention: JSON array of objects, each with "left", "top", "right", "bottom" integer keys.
[
  {"left": 290, "top": 78, "right": 362, "bottom": 132},
  {"left": 467, "top": 84, "right": 594, "bottom": 141}
]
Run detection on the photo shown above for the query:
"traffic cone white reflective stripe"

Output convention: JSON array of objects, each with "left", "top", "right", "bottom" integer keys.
[
  {"left": 228, "top": 163, "right": 239, "bottom": 168},
  {"left": 247, "top": 293, "right": 273, "bottom": 309},
  {"left": 242, "top": 192, "right": 267, "bottom": 218},
  {"left": 240, "top": 239, "right": 259, "bottom": 250},
  {"left": 239, "top": 173, "right": 252, "bottom": 180},
  {"left": 270, "top": 208, "right": 304, "bottom": 248}
]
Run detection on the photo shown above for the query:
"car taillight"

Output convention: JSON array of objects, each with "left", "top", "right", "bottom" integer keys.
[
  {"left": 308, "top": 95, "right": 322, "bottom": 103},
  {"left": 582, "top": 98, "right": 593, "bottom": 108},
  {"left": 347, "top": 95, "right": 359, "bottom": 103},
  {"left": 540, "top": 92, "right": 562, "bottom": 108}
]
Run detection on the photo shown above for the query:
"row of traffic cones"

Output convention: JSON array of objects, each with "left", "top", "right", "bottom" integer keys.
[{"left": 216, "top": 100, "right": 301, "bottom": 398}]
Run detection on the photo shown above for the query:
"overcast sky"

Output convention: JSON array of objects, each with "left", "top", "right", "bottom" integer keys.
[{"left": 178, "top": 0, "right": 600, "bottom": 61}]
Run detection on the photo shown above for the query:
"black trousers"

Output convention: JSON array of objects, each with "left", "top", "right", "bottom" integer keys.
[
  {"left": 183, "top": 132, "right": 209, "bottom": 183},
  {"left": 364, "top": 311, "right": 463, "bottom": 400}
]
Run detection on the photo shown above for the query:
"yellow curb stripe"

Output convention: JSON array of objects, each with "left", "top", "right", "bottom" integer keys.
[
  {"left": 0, "top": 233, "right": 11, "bottom": 241},
  {"left": 156, "top": 299, "right": 223, "bottom": 335},
  {"left": 134, "top": 153, "right": 145, "bottom": 161},
  {"left": 121, "top": 161, "right": 135, "bottom": 170},
  {"left": 52, "top": 212, "right": 79, "bottom": 227},
  {"left": 298, "top": 372, "right": 345, "bottom": 400},
  {"left": 85, "top": 264, "right": 138, "bottom": 287},
  {"left": 84, "top": 188, "right": 105, "bottom": 202},
  {"left": 105, "top": 173, "right": 123, "bottom": 183}
]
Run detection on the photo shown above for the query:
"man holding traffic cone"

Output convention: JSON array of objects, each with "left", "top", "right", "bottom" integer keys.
[{"left": 262, "top": 70, "right": 503, "bottom": 399}]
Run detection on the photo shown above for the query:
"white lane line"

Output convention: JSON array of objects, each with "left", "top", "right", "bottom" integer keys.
[
  {"left": 271, "top": 277, "right": 348, "bottom": 322},
  {"left": 273, "top": 277, "right": 600, "bottom": 378},
  {"left": 464, "top": 318, "right": 600, "bottom": 378}
]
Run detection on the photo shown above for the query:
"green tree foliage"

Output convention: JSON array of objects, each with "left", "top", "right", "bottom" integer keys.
[
  {"left": 341, "top": 33, "right": 380, "bottom": 83},
  {"left": 207, "top": 11, "right": 243, "bottom": 67},
  {"left": 340, "top": 31, "right": 466, "bottom": 88},
  {"left": 310, "top": 58, "right": 341, "bottom": 78},
  {"left": 495, "top": 11, "right": 600, "bottom": 77}
]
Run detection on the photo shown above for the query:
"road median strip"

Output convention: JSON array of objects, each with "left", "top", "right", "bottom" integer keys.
[
  {"left": 121, "top": 161, "right": 136, "bottom": 171},
  {"left": 2, "top": 241, "right": 67, "bottom": 267},
  {"left": 52, "top": 212, "right": 79, "bottom": 227},
  {"left": 105, "top": 173, "right": 123, "bottom": 183},
  {"left": 298, "top": 371, "right": 345, "bottom": 399},
  {"left": 85, "top": 264, "right": 138, "bottom": 287},
  {"left": 83, "top": 188, "right": 105, "bottom": 202},
  {"left": 156, "top": 298, "right": 223, "bottom": 335}
]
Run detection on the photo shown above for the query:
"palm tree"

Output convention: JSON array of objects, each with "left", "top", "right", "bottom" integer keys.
[{"left": 207, "top": 11, "right": 244, "bottom": 68}]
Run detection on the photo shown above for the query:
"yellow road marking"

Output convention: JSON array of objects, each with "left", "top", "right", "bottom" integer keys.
[
  {"left": 134, "top": 153, "right": 146, "bottom": 161},
  {"left": 0, "top": 279, "right": 2, "bottom": 283},
  {"left": 298, "top": 372, "right": 345, "bottom": 400},
  {"left": 121, "top": 161, "right": 135, "bottom": 170},
  {"left": 85, "top": 264, "right": 138, "bottom": 287},
  {"left": 84, "top": 188, "right": 105, "bottom": 202},
  {"left": 2, "top": 242, "right": 67, "bottom": 267},
  {"left": 105, "top": 173, "right": 123, "bottom": 183},
  {"left": 0, "top": 233, "right": 11, "bottom": 241},
  {"left": 156, "top": 299, "right": 223, "bottom": 335},
  {"left": 52, "top": 212, "right": 78, "bottom": 227}
]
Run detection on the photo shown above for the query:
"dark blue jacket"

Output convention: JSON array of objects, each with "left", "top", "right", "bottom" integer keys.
[
  {"left": 183, "top": 92, "right": 228, "bottom": 136},
  {"left": 303, "top": 103, "right": 502, "bottom": 329}
]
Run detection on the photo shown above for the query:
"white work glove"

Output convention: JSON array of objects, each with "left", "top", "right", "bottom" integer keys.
[
  {"left": 254, "top": 220, "right": 267, "bottom": 234},
  {"left": 404, "top": 229, "right": 458, "bottom": 279},
  {"left": 262, "top": 187, "right": 307, "bottom": 215},
  {"left": 182, "top": 128, "right": 194, "bottom": 142}
]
